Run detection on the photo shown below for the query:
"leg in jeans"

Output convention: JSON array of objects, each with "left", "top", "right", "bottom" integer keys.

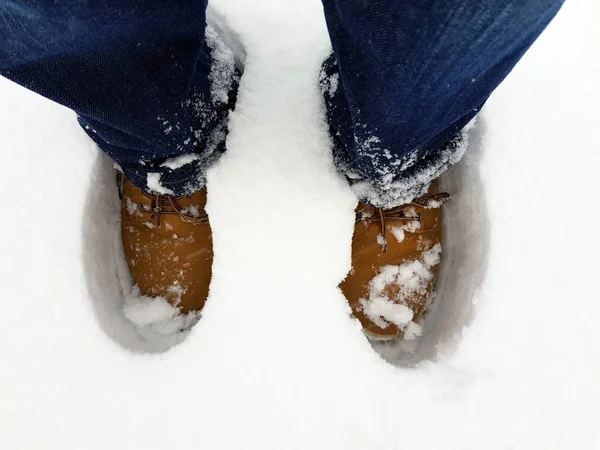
[
  {"left": 320, "top": 0, "right": 564, "bottom": 208},
  {"left": 0, "top": 0, "right": 238, "bottom": 195},
  {"left": 324, "top": 0, "right": 565, "bottom": 339},
  {"left": 1, "top": 0, "right": 238, "bottom": 315}
]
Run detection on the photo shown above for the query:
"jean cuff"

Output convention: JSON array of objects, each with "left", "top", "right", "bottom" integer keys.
[
  {"left": 119, "top": 140, "right": 225, "bottom": 196},
  {"left": 333, "top": 121, "right": 475, "bottom": 209},
  {"left": 87, "top": 24, "right": 238, "bottom": 197}
]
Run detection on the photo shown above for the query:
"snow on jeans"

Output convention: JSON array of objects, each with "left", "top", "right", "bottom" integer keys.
[{"left": 0, "top": 0, "right": 563, "bottom": 206}]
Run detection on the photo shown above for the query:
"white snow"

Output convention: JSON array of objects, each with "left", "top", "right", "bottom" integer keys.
[
  {"left": 123, "top": 289, "right": 180, "bottom": 327},
  {"left": 390, "top": 220, "right": 421, "bottom": 243},
  {"left": 350, "top": 121, "right": 472, "bottom": 208},
  {"left": 205, "top": 24, "right": 238, "bottom": 105},
  {"left": 403, "top": 321, "right": 423, "bottom": 341},
  {"left": 122, "top": 285, "right": 200, "bottom": 343},
  {"left": 376, "top": 232, "right": 387, "bottom": 250},
  {"left": 124, "top": 196, "right": 140, "bottom": 215},
  {"left": 360, "top": 296, "right": 414, "bottom": 330},
  {"left": 319, "top": 70, "right": 339, "bottom": 97},
  {"left": 1, "top": 1, "right": 600, "bottom": 449},
  {"left": 180, "top": 204, "right": 201, "bottom": 218},
  {"left": 159, "top": 153, "right": 200, "bottom": 170},
  {"left": 146, "top": 172, "right": 175, "bottom": 195},
  {"left": 359, "top": 244, "right": 441, "bottom": 333}
]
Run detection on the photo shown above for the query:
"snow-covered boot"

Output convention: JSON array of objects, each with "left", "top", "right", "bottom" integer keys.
[
  {"left": 118, "top": 174, "right": 213, "bottom": 313},
  {"left": 340, "top": 180, "right": 450, "bottom": 341}
]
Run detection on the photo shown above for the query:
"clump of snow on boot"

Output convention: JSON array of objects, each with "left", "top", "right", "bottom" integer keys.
[
  {"left": 390, "top": 219, "right": 421, "bottom": 243},
  {"left": 359, "top": 243, "right": 441, "bottom": 339},
  {"left": 123, "top": 285, "right": 201, "bottom": 340},
  {"left": 181, "top": 204, "right": 202, "bottom": 218}
]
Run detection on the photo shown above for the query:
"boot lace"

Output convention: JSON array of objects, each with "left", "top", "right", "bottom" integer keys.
[
  {"left": 357, "top": 192, "right": 450, "bottom": 252},
  {"left": 117, "top": 172, "right": 208, "bottom": 226}
]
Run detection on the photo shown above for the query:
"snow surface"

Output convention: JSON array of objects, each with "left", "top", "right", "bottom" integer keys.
[{"left": 1, "top": 0, "right": 600, "bottom": 449}]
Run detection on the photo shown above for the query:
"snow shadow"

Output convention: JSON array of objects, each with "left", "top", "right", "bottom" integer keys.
[
  {"left": 81, "top": 13, "right": 246, "bottom": 354},
  {"left": 81, "top": 154, "right": 192, "bottom": 353},
  {"left": 82, "top": 118, "right": 490, "bottom": 358},
  {"left": 81, "top": 152, "right": 143, "bottom": 352},
  {"left": 372, "top": 117, "right": 491, "bottom": 366}
]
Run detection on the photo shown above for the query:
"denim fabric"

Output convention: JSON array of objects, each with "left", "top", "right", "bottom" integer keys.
[
  {"left": 321, "top": 0, "right": 564, "bottom": 207},
  {"left": 0, "top": 1, "right": 563, "bottom": 200},
  {"left": 0, "top": 0, "right": 238, "bottom": 195}
]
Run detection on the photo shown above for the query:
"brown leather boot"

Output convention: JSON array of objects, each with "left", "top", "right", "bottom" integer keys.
[
  {"left": 340, "top": 181, "right": 450, "bottom": 340},
  {"left": 118, "top": 174, "right": 213, "bottom": 313}
]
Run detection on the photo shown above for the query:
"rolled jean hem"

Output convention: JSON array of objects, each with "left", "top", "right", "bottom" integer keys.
[
  {"left": 337, "top": 120, "right": 475, "bottom": 209},
  {"left": 117, "top": 145, "right": 224, "bottom": 196},
  {"left": 80, "top": 23, "right": 238, "bottom": 197}
]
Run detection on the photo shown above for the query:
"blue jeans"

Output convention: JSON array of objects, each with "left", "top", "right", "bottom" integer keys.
[{"left": 0, "top": 0, "right": 563, "bottom": 206}]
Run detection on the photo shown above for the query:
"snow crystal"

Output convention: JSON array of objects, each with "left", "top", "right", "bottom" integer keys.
[
  {"left": 423, "top": 199, "right": 444, "bottom": 209},
  {"left": 166, "top": 282, "right": 185, "bottom": 305},
  {"left": 403, "top": 206, "right": 418, "bottom": 218},
  {"left": 354, "top": 131, "right": 383, "bottom": 158},
  {"left": 376, "top": 233, "right": 387, "bottom": 250},
  {"left": 123, "top": 286, "right": 200, "bottom": 337},
  {"left": 360, "top": 295, "right": 414, "bottom": 329},
  {"left": 123, "top": 288, "right": 180, "bottom": 327},
  {"left": 360, "top": 244, "right": 442, "bottom": 334},
  {"left": 350, "top": 119, "right": 475, "bottom": 208},
  {"left": 181, "top": 205, "right": 201, "bottom": 218},
  {"left": 160, "top": 153, "right": 200, "bottom": 170},
  {"left": 403, "top": 321, "right": 423, "bottom": 341},
  {"left": 422, "top": 245, "right": 442, "bottom": 267},
  {"left": 390, "top": 220, "right": 421, "bottom": 243},
  {"left": 205, "top": 25, "right": 237, "bottom": 106},
  {"left": 147, "top": 172, "right": 175, "bottom": 195},
  {"left": 124, "top": 196, "right": 139, "bottom": 215},
  {"left": 391, "top": 227, "right": 405, "bottom": 243},
  {"left": 319, "top": 71, "right": 339, "bottom": 97},
  {"left": 416, "top": 235, "right": 431, "bottom": 252},
  {"left": 319, "top": 57, "right": 340, "bottom": 100}
]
